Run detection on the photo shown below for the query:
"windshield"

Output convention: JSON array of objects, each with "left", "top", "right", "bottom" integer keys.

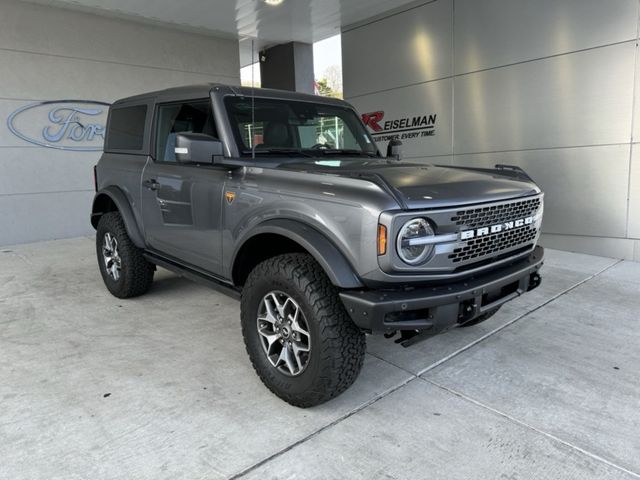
[{"left": 225, "top": 96, "right": 379, "bottom": 158}]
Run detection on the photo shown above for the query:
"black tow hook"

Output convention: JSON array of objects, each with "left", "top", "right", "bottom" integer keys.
[
  {"left": 528, "top": 272, "right": 542, "bottom": 291},
  {"left": 458, "top": 300, "right": 477, "bottom": 324}
]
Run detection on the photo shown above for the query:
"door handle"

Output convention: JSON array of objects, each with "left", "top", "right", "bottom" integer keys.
[{"left": 144, "top": 179, "right": 160, "bottom": 191}]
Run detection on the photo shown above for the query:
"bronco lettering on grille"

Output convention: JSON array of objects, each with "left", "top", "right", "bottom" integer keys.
[{"left": 460, "top": 216, "right": 534, "bottom": 240}]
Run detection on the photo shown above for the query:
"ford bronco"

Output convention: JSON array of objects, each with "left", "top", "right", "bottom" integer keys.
[{"left": 91, "top": 84, "right": 544, "bottom": 407}]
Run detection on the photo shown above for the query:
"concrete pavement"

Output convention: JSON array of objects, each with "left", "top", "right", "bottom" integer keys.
[{"left": 0, "top": 238, "right": 638, "bottom": 479}]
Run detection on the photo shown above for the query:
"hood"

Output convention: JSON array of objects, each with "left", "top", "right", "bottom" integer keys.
[{"left": 279, "top": 159, "right": 541, "bottom": 209}]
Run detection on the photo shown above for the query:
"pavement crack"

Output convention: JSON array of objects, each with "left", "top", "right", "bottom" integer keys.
[
  {"left": 416, "top": 259, "right": 623, "bottom": 377},
  {"left": 228, "top": 362, "right": 418, "bottom": 479},
  {"left": 422, "top": 377, "right": 640, "bottom": 479},
  {"left": 228, "top": 259, "right": 624, "bottom": 479},
  {"left": 366, "top": 350, "right": 415, "bottom": 376}
]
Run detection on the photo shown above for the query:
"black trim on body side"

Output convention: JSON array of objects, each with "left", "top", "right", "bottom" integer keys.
[
  {"left": 231, "top": 219, "right": 364, "bottom": 289},
  {"left": 91, "top": 186, "right": 146, "bottom": 249},
  {"left": 144, "top": 250, "right": 241, "bottom": 300}
]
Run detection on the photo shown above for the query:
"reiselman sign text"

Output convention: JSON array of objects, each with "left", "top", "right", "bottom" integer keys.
[{"left": 361, "top": 111, "right": 436, "bottom": 143}]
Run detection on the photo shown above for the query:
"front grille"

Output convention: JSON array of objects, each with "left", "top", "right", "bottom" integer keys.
[
  {"left": 445, "top": 195, "right": 542, "bottom": 265},
  {"left": 449, "top": 225, "right": 537, "bottom": 263},
  {"left": 451, "top": 197, "right": 542, "bottom": 228}
]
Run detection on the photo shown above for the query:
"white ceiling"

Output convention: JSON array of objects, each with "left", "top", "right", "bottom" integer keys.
[{"left": 27, "top": 0, "right": 420, "bottom": 67}]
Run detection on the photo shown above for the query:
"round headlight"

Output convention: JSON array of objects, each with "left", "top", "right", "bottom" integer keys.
[{"left": 396, "top": 218, "right": 435, "bottom": 265}]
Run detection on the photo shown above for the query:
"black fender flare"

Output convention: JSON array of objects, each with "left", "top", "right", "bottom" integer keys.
[
  {"left": 232, "top": 218, "right": 364, "bottom": 289},
  {"left": 91, "top": 186, "right": 146, "bottom": 249}
]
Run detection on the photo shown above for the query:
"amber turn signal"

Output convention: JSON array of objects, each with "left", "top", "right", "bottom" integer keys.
[{"left": 377, "top": 224, "right": 387, "bottom": 255}]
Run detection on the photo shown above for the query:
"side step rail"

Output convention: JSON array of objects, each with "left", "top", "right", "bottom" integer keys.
[{"left": 143, "top": 251, "right": 241, "bottom": 300}]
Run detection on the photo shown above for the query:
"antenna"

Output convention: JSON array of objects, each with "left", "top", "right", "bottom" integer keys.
[{"left": 251, "top": 39, "right": 256, "bottom": 160}]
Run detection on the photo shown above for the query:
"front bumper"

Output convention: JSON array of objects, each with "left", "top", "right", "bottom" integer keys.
[{"left": 340, "top": 246, "right": 544, "bottom": 333}]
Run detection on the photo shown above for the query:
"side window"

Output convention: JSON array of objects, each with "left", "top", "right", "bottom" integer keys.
[
  {"left": 155, "top": 100, "right": 217, "bottom": 163},
  {"left": 106, "top": 105, "right": 147, "bottom": 151}
]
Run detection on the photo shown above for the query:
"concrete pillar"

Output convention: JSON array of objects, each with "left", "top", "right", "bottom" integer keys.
[{"left": 260, "top": 42, "right": 314, "bottom": 94}]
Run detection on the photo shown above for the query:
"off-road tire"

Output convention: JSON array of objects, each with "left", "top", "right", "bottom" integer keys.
[
  {"left": 241, "top": 253, "right": 366, "bottom": 407},
  {"left": 96, "top": 212, "right": 154, "bottom": 298},
  {"left": 459, "top": 306, "right": 501, "bottom": 327}
]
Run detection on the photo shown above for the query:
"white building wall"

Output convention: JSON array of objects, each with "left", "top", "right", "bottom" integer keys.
[
  {"left": 342, "top": 0, "right": 640, "bottom": 261},
  {"left": 0, "top": 0, "right": 239, "bottom": 245}
]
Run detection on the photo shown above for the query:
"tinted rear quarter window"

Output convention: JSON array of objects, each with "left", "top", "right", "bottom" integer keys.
[{"left": 106, "top": 105, "right": 148, "bottom": 151}]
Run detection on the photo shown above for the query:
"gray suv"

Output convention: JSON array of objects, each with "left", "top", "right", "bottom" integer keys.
[{"left": 91, "top": 84, "right": 544, "bottom": 407}]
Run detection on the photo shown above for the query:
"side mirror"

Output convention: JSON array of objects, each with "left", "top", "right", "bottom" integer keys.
[
  {"left": 175, "top": 133, "right": 223, "bottom": 164},
  {"left": 386, "top": 139, "right": 403, "bottom": 160}
]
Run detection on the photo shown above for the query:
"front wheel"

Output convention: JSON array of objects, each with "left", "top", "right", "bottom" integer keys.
[{"left": 241, "top": 254, "right": 366, "bottom": 407}]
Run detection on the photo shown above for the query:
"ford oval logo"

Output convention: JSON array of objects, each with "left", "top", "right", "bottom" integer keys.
[{"left": 7, "top": 100, "right": 110, "bottom": 151}]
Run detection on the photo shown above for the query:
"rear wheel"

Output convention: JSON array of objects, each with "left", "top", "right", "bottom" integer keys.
[
  {"left": 96, "top": 212, "right": 154, "bottom": 298},
  {"left": 241, "top": 253, "right": 366, "bottom": 407}
]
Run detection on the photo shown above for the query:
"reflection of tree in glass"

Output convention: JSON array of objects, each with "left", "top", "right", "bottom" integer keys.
[{"left": 315, "top": 65, "right": 343, "bottom": 99}]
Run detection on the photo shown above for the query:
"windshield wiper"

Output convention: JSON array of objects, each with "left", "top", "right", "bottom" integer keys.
[
  {"left": 243, "top": 148, "right": 315, "bottom": 158},
  {"left": 316, "top": 149, "right": 379, "bottom": 158}
]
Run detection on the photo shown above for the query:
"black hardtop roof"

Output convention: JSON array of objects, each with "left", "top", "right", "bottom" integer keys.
[{"left": 111, "top": 84, "right": 349, "bottom": 108}]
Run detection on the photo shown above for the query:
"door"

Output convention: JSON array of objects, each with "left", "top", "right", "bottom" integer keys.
[{"left": 141, "top": 99, "right": 226, "bottom": 276}]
